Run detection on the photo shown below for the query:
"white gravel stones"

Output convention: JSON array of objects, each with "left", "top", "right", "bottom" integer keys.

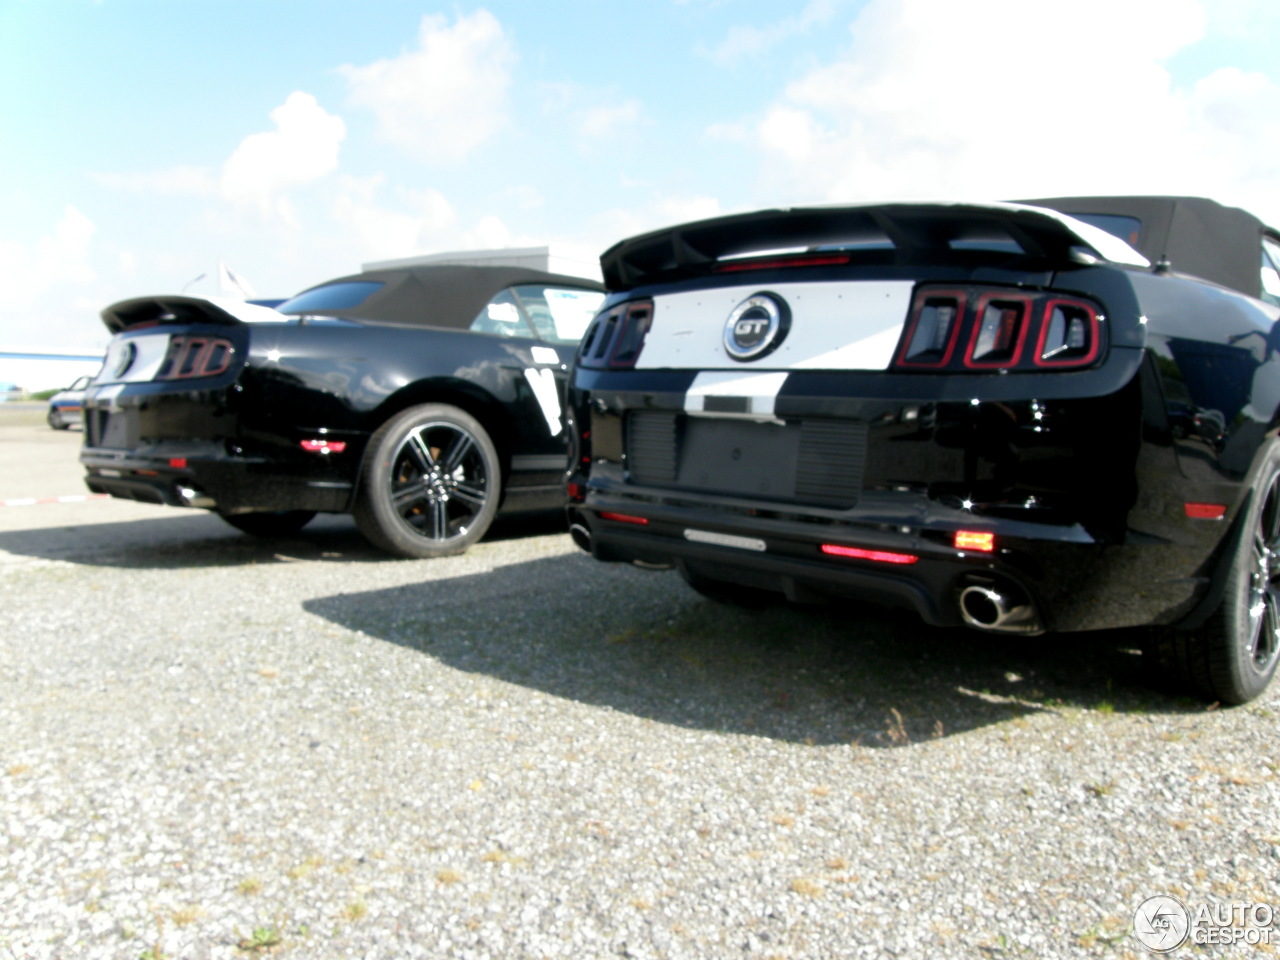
[{"left": 0, "top": 526, "right": 1277, "bottom": 958}]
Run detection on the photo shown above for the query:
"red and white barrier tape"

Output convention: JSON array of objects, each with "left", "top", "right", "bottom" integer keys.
[{"left": 0, "top": 494, "right": 111, "bottom": 507}]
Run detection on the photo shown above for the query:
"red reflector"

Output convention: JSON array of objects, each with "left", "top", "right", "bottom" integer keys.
[
  {"left": 300, "top": 439, "right": 347, "bottom": 454},
  {"left": 566, "top": 482, "right": 586, "bottom": 503},
  {"left": 599, "top": 511, "right": 649, "bottom": 526},
  {"left": 821, "top": 544, "right": 918, "bottom": 565},
  {"left": 1184, "top": 502, "right": 1227, "bottom": 520},
  {"left": 954, "top": 530, "right": 995, "bottom": 552},
  {"left": 168, "top": 458, "right": 188, "bottom": 469}
]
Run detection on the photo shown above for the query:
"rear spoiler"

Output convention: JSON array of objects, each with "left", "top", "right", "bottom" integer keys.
[
  {"left": 101, "top": 295, "right": 287, "bottom": 334},
  {"left": 599, "top": 201, "right": 1149, "bottom": 291}
]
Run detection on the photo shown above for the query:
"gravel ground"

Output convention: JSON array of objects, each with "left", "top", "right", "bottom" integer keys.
[{"left": 1, "top": 411, "right": 1277, "bottom": 959}]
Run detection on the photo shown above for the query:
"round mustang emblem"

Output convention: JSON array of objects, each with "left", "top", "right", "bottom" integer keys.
[
  {"left": 111, "top": 341, "right": 137, "bottom": 378},
  {"left": 724, "top": 292, "right": 790, "bottom": 361}
]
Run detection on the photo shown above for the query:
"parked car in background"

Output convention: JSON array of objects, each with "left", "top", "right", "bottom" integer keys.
[
  {"left": 81, "top": 261, "right": 604, "bottom": 557},
  {"left": 47, "top": 375, "right": 91, "bottom": 429},
  {"left": 565, "top": 196, "right": 1280, "bottom": 704}
]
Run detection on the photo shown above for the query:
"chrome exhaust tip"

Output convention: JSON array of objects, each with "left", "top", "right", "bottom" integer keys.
[
  {"left": 568, "top": 523, "right": 592, "bottom": 553},
  {"left": 959, "top": 584, "right": 1043, "bottom": 635},
  {"left": 176, "top": 485, "right": 216, "bottom": 509}
]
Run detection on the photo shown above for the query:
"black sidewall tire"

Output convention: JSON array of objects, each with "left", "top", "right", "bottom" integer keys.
[
  {"left": 354, "top": 403, "right": 500, "bottom": 559},
  {"left": 1190, "top": 444, "right": 1280, "bottom": 704}
]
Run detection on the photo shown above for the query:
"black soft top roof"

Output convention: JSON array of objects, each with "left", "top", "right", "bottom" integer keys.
[
  {"left": 1022, "top": 196, "right": 1275, "bottom": 300},
  {"left": 282, "top": 264, "right": 603, "bottom": 328}
]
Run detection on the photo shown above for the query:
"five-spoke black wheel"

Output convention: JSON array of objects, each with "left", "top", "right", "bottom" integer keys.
[{"left": 354, "top": 403, "right": 500, "bottom": 558}]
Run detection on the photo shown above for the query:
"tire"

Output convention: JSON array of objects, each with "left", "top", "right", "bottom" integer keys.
[
  {"left": 353, "top": 403, "right": 500, "bottom": 559},
  {"left": 219, "top": 510, "right": 316, "bottom": 538},
  {"left": 48, "top": 410, "right": 68, "bottom": 430},
  {"left": 679, "top": 567, "right": 775, "bottom": 608},
  {"left": 1151, "top": 444, "right": 1280, "bottom": 704}
]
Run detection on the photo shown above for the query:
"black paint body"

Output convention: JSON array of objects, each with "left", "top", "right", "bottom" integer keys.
[{"left": 566, "top": 199, "right": 1280, "bottom": 634}]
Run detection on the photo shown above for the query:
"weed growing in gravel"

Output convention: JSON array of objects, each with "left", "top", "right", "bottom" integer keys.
[
  {"left": 286, "top": 855, "right": 323, "bottom": 880},
  {"left": 340, "top": 900, "right": 368, "bottom": 921},
  {"left": 170, "top": 905, "right": 202, "bottom": 927},
  {"left": 236, "top": 876, "right": 263, "bottom": 895},
  {"left": 235, "top": 926, "right": 283, "bottom": 952},
  {"left": 436, "top": 868, "right": 463, "bottom": 886},
  {"left": 1085, "top": 781, "right": 1115, "bottom": 798}
]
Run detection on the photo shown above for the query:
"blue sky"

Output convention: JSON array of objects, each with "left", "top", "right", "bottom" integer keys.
[{"left": 3, "top": 0, "right": 1279, "bottom": 353}]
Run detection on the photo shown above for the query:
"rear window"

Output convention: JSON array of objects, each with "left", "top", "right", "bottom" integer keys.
[
  {"left": 276, "top": 281, "right": 385, "bottom": 315},
  {"left": 1069, "top": 214, "right": 1142, "bottom": 248}
]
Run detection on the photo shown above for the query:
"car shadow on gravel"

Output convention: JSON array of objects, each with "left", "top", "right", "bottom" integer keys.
[
  {"left": 0, "top": 510, "right": 570, "bottom": 569},
  {"left": 303, "top": 551, "right": 1199, "bottom": 748}
]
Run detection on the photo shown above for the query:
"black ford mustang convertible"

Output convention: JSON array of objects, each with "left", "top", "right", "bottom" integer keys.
[
  {"left": 565, "top": 197, "right": 1280, "bottom": 703},
  {"left": 82, "top": 263, "right": 604, "bottom": 557}
]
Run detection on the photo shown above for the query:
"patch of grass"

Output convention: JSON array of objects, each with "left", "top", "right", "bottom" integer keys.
[
  {"left": 170, "top": 906, "right": 202, "bottom": 927},
  {"left": 236, "top": 877, "right": 263, "bottom": 896},
  {"left": 340, "top": 900, "right": 368, "bottom": 922},
  {"left": 235, "top": 926, "right": 282, "bottom": 952}
]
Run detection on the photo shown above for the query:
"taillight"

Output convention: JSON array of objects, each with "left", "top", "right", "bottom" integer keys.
[
  {"left": 895, "top": 286, "right": 1103, "bottom": 373},
  {"left": 1035, "top": 300, "right": 1100, "bottom": 367},
  {"left": 577, "top": 300, "right": 653, "bottom": 369},
  {"left": 964, "top": 294, "right": 1032, "bottom": 368},
  {"left": 156, "top": 336, "right": 235, "bottom": 379},
  {"left": 896, "top": 290, "right": 966, "bottom": 368}
]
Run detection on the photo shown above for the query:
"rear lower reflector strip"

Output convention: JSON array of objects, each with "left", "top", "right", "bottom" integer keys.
[
  {"left": 821, "top": 543, "right": 919, "bottom": 565},
  {"left": 600, "top": 511, "right": 649, "bottom": 525},
  {"left": 684, "top": 529, "right": 767, "bottom": 552},
  {"left": 1184, "top": 502, "right": 1227, "bottom": 520}
]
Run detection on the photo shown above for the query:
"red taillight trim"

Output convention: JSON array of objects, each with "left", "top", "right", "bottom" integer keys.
[
  {"left": 896, "top": 289, "right": 968, "bottom": 368},
  {"left": 1032, "top": 298, "right": 1101, "bottom": 367},
  {"left": 599, "top": 511, "right": 649, "bottom": 525},
  {"left": 962, "top": 293, "right": 1033, "bottom": 369},
  {"left": 954, "top": 530, "right": 995, "bottom": 552},
  {"left": 820, "top": 543, "right": 919, "bottom": 565},
  {"left": 714, "top": 254, "right": 852, "bottom": 273},
  {"left": 168, "top": 458, "right": 188, "bottom": 469},
  {"left": 1184, "top": 502, "right": 1227, "bottom": 520},
  {"left": 157, "top": 336, "right": 234, "bottom": 380},
  {"left": 566, "top": 482, "right": 586, "bottom": 503}
]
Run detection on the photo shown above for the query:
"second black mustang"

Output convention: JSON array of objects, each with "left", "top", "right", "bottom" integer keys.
[{"left": 81, "top": 262, "right": 605, "bottom": 557}]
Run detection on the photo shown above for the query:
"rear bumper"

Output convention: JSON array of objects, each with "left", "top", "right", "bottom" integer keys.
[
  {"left": 82, "top": 445, "right": 352, "bottom": 514},
  {"left": 567, "top": 488, "right": 1218, "bottom": 634}
]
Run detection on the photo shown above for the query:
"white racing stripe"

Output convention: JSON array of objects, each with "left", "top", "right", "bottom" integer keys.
[{"left": 638, "top": 280, "right": 915, "bottom": 372}]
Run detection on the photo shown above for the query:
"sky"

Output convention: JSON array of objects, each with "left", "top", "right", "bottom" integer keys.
[{"left": 2, "top": 0, "right": 1279, "bottom": 354}]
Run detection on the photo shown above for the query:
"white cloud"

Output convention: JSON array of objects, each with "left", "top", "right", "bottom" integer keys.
[
  {"left": 578, "top": 100, "right": 643, "bottom": 140},
  {"left": 220, "top": 92, "right": 346, "bottom": 218},
  {"left": 736, "top": 0, "right": 1280, "bottom": 219},
  {"left": 340, "top": 10, "right": 515, "bottom": 164},
  {"left": 331, "top": 174, "right": 458, "bottom": 260},
  {"left": 0, "top": 206, "right": 97, "bottom": 313},
  {"left": 90, "top": 165, "right": 216, "bottom": 197},
  {"left": 701, "top": 0, "right": 843, "bottom": 65}
]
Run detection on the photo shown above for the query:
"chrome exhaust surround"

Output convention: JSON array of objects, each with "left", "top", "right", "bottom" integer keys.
[{"left": 959, "top": 584, "right": 1044, "bottom": 635}]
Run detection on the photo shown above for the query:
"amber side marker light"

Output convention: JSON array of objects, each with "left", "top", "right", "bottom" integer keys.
[
  {"left": 599, "top": 511, "right": 649, "bottom": 525},
  {"left": 954, "top": 530, "right": 995, "bottom": 552},
  {"left": 821, "top": 544, "right": 919, "bottom": 565},
  {"left": 1184, "top": 502, "right": 1227, "bottom": 520}
]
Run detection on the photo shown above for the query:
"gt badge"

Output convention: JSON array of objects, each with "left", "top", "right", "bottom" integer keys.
[{"left": 723, "top": 292, "right": 790, "bottom": 361}]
